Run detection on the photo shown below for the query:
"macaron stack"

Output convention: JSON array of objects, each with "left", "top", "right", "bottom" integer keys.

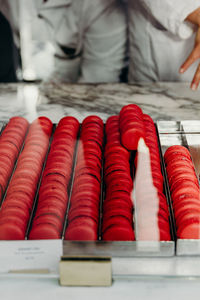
[
  {"left": 29, "top": 116, "right": 79, "bottom": 240},
  {"left": 102, "top": 115, "right": 135, "bottom": 241},
  {"left": 119, "top": 104, "right": 145, "bottom": 150},
  {"left": 0, "top": 117, "right": 29, "bottom": 201},
  {"left": 134, "top": 114, "right": 171, "bottom": 241},
  {"left": 0, "top": 117, "right": 53, "bottom": 240},
  {"left": 64, "top": 116, "right": 104, "bottom": 241},
  {"left": 164, "top": 145, "right": 200, "bottom": 239}
]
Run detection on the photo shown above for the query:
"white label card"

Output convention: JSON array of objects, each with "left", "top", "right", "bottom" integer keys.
[{"left": 0, "top": 240, "right": 63, "bottom": 274}]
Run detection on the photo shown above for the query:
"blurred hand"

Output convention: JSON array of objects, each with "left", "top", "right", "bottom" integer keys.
[
  {"left": 185, "top": 7, "right": 200, "bottom": 26},
  {"left": 180, "top": 7, "right": 200, "bottom": 90}
]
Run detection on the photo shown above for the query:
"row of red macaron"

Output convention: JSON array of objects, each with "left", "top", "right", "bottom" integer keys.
[
  {"left": 164, "top": 145, "right": 200, "bottom": 240},
  {"left": 0, "top": 117, "right": 53, "bottom": 240},
  {"left": 0, "top": 104, "right": 198, "bottom": 241}
]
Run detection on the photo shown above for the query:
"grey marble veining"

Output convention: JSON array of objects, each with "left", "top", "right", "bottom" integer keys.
[{"left": 0, "top": 82, "right": 200, "bottom": 122}]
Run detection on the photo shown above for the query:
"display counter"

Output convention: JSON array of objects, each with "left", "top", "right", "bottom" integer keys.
[{"left": 1, "top": 82, "right": 200, "bottom": 299}]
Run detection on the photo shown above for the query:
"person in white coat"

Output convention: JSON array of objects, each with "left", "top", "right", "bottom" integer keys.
[
  {"left": 35, "top": 0, "right": 127, "bottom": 83},
  {"left": 0, "top": 0, "right": 127, "bottom": 83},
  {"left": 128, "top": 0, "right": 200, "bottom": 90},
  {"left": 0, "top": 0, "right": 56, "bottom": 81}
]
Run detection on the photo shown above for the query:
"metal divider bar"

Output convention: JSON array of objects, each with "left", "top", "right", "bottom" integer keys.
[
  {"left": 155, "top": 123, "right": 176, "bottom": 243},
  {"left": 98, "top": 124, "right": 105, "bottom": 241}
]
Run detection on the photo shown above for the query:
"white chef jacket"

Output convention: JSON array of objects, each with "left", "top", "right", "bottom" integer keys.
[
  {"left": 0, "top": 0, "right": 126, "bottom": 83},
  {"left": 35, "top": 0, "right": 127, "bottom": 83},
  {"left": 128, "top": 0, "right": 200, "bottom": 82}
]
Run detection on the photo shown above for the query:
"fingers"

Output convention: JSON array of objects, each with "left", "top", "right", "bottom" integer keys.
[
  {"left": 190, "top": 63, "right": 200, "bottom": 90},
  {"left": 179, "top": 24, "right": 200, "bottom": 90},
  {"left": 186, "top": 7, "right": 200, "bottom": 26},
  {"left": 179, "top": 46, "right": 200, "bottom": 74},
  {"left": 179, "top": 41, "right": 200, "bottom": 90}
]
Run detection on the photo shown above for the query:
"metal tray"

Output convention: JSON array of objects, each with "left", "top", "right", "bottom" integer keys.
[
  {"left": 0, "top": 119, "right": 175, "bottom": 276},
  {"left": 4, "top": 120, "right": 200, "bottom": 276},
  {"left": 158, "top": 120, "right": 200, "bottom": 256},
  {"left": 62, "top": 123, "right": 175, "bottom": 258}
]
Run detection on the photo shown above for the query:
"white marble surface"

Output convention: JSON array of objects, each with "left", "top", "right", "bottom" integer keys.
[
  {"left": 1, "top": 276, "right": 200, "bottom": 300},
  {"left": 1, "top": 82, "right": 200, "bottom": 123},
  {"left": 1, "top": 82, "right": 200, "bottom": 299}
]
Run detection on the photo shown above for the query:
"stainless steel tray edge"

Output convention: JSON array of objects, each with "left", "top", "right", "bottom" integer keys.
[
  {"left": 62, "top": 240, "right": 174, "bottom": 257},
  {"left": 177, "top": 239, "right": 200, "bottom": 256}
]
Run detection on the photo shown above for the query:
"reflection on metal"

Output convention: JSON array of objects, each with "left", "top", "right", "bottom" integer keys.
[
  {"left": 62, "top": 240, "right": 174, "bottom": 257},
  {"left": 157, "top": 121, "right": 182, "bottom": 133},
  {"left": 20, "top": 85, "right": 38, "bottom": 121},
  {"left": 134, "top": 138, "right": 159, "bottom": 244}
]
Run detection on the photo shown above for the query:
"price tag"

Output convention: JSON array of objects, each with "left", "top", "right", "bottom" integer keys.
[{"left": 0, "top": 240, "right": 63, "bottom": 274}]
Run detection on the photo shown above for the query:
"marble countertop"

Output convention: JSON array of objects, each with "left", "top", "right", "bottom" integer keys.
[{"left": 0, "top": 82, "right": 200, "bottom": 122}]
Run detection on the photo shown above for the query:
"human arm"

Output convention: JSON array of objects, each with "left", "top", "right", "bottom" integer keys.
[{"left": 179, "top": 7, "right": 200, "bottom": 90}]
